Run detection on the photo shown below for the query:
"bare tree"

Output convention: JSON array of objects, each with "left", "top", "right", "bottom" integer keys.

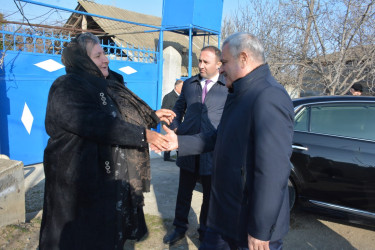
[
  {"left": 222, "top": 0, "right": 375, "bottom": 96},
  {"left": 0, "top": 0, "right": 72, "bottom": 67},
  {"left": 308, "top": 0, "right": 375, "bottom": 95}
]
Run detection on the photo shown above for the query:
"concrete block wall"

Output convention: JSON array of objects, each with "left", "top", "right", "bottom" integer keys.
[{"left": 0, "top": 159, "right": 26, "bottom": 227}]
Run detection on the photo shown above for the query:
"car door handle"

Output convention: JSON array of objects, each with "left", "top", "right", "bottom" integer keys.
[{"left": 292, "top": 145, "right": 308, "bottom": 151}]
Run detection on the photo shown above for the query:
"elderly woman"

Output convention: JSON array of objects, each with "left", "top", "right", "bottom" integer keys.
[{"left": 39, "top": 33, "right": 174, "bottom": 249}]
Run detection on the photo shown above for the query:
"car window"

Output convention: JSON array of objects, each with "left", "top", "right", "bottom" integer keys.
[
  {"left": 309, "top": 104, "right": 375, "bottom": 141},
  {"left": 294, "top": 107, "right": 309, "bottom": 132}
]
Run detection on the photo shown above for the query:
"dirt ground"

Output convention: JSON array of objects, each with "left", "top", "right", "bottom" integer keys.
[
  {"left": 1, "top": 158, "right": 374, "bottom": 249},
  {"left": 1, "top": 208, "right": 375, "bottom": 250}
]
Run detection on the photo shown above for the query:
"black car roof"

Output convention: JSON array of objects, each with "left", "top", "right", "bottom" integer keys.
[{"left": 292, "top": 95, "right": 375, "bottom": 108}]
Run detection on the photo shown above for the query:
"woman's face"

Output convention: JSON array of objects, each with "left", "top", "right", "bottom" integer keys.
[{"left": 89, "top": 43, "right": 109, "bottom": 78}]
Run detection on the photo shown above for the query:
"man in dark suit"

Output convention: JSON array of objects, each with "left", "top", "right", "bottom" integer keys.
[
  {"left": 163, "top": 32, "right": 294, "bottom": 249},
  {"left": 163, "top": 46, "right": 228, "bottom": 244},
  {"left": 161, "top": 79, "right": 184, "bottom": 161}
]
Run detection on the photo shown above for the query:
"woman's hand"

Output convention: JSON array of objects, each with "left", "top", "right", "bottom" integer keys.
[
  {"left": 146, "top": 129, "right": 170, "bottom": 151},
  {"left": 155, "top": 109, "right": 176, "bottom": 125},
  {"left": 150, "top": 125, "right": 178, "bottom": 153}
]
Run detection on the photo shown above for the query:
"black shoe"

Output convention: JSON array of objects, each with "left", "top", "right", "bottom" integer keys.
[
  {"left": 163, "top": 230, "right": 185, "bottom": 244},
  {"left": 164, "top": 158, "right": 176, "bottom": 162}
]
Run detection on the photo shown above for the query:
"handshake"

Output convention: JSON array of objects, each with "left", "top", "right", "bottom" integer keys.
[
  {"left": 145, "top": 109, "right": 178, "bottom": 153},
  {"left": 148, "top": 125, "right": 178, "bottom": 153}
]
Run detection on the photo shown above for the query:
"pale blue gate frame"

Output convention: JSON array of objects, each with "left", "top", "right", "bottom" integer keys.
[
  {"left": 0, "top": 24, "right": 159, "bottom": 165},
  {"left": 2, "top": 0, "right": 222, "bottom": 164},
  {"left": 19, "top": 0, "right": 222, "bottom": 79},
  {"left": 19, "top": 0, "right": 165, "bottom": 108}
]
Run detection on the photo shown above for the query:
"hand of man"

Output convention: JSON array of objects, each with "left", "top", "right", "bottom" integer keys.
[
  {"left": 163, "top": 125, "right": 178, "bottom": 151},
  {"left": 155, "top": 109, "right": 176, "bottom": 125},
  {"left": 149, "top": 143, "right": 160, "bottom": 152},
  {"left": 248, "top": 234, "right": 269, "bottom": 250},
  {"left": 145, "top": 129, "right": 170, "bottom": 151}
]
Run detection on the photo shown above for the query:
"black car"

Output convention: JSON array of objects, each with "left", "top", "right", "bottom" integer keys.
[{"left": 289, "top": 95, "right": 375, "bottom": 227}]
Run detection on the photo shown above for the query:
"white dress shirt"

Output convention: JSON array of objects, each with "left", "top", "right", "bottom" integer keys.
[{"left": 200, "top": 74, "right": 220, "bottom": 93}]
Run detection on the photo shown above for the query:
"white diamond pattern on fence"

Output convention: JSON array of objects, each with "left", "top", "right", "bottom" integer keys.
[
  {"left": 119, "top": 66, "right": 137, "bottom": 75},
  {"left": 34, "top": 59, "right": 65, "bottom": 72},
  {"left": 21, "top": 103, "right": 34, "bottom": 135}
]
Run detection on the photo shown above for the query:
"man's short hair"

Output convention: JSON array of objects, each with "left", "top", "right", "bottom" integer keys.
[
  {"left": 175, "top": 79, "right": 183, "bottom": 86},
  {"left": 201, "top": 46, "right": 221, "bottom": 61},
  {"left": 351, "top": 83, "right": 363, "bottom": 92},
  {"left": 223, "top": 32, "right": 265, "bottom": 64}
]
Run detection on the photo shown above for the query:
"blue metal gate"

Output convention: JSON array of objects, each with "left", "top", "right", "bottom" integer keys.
[{"left": 0, "top": 25, "right": 159, "bottom": 165}]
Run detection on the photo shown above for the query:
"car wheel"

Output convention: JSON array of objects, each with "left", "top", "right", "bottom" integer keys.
[{"left": 288, "top": 178, "right": 296, "bottom": 210}]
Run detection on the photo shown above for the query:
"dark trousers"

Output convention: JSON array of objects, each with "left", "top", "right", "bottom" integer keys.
[
  {"left": 173, "top": 165, "right": 211, "bottom": 238},
  {"left": 164, "top": 151, "right": 171, "bottom": 160},
  {"left": 199, "top": 228, "right": 283, "bottom": 250}
]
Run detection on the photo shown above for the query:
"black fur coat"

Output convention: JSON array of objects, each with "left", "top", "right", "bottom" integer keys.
[{"left": 39, "top": 39, "right": 159, "bottom": 249}]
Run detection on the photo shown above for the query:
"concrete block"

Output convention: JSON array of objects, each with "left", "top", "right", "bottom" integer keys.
[
  {"left": 0, "top": 159, "right": 25, "bottom": 227},
  {"left": 162, "top": 46, "right": 182, "bottom": 99},
  {"left": 0, "top": 155, "right": 10, "bottom": 160}
]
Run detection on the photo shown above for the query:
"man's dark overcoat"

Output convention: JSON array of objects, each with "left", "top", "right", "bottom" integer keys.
[
  {"left": 178, "top": 64, "right": 294, "bottom": 243},
  {"left": 162, "top": 89, "right": 179, "bottom": 110},
  {"left": 170, "top": 74, "right": 227, "bottom": 175},
  {"left": 40, "top": 39, "right": 159, "bottom": 249}
]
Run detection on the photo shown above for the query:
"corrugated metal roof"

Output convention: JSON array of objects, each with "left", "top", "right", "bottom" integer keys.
[{"left": 65, "top": 0, "right": 220, "bottom": 76}]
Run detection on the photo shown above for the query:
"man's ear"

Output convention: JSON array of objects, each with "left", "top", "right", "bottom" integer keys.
[
  {"left": 216, "top": 61, "right": 222, "bottom": 70},
  {"left": 239, "top": 51, "right": 248, "bottom": 68}
]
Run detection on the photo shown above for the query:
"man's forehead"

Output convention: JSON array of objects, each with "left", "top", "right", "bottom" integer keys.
[
  {"left": 200, "top": 49, "right": 214, "bottom": 56},
  {"left": 199, "top": 50, "right": 217, "bottom": 61},
  {"left": 220, "top": 50, "right": 230, "bottom": 60}
]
